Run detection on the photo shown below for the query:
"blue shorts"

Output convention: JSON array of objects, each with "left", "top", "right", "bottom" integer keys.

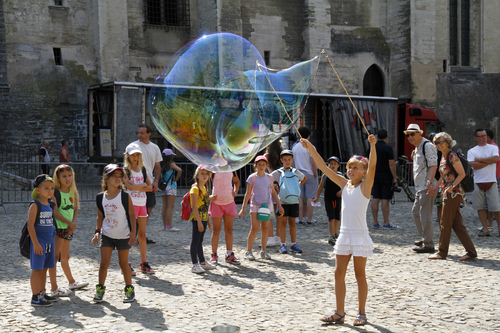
[{"left": 30, "top": 240, "right": 56, "bottom": 270}]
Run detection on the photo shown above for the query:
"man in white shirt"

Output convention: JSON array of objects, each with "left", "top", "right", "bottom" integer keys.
[
  {"left": 291, "top": 127, "right": 318, "bottom": 225},
  {"left": 39, "top": 140, "right": 51, "bottom": 174},
  {"left": 467, "top": 129, "right": 500, "bottom": 237}
]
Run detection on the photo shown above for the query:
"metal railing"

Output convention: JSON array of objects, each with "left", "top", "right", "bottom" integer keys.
[{"left": 1, "top": 160, "right": 416, "bottom": 213}]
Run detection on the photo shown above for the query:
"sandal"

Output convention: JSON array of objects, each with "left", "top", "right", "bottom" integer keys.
[
  {"left": 321, "top": 311, "right": 345, "bottom": 324},
  {"left": 353, "top": 312, "right": 367, "bottom": 326}
]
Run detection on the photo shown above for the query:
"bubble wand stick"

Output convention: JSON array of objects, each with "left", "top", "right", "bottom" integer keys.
[{"left": 321, "top": 50, "right": 370, "bottom": 135}]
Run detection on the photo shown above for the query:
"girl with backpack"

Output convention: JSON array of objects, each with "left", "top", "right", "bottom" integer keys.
[
  {"left": 428, "top": 132, "right": 477, "bottom": 261},
  {"left": 91, "top": 164, "right": 136, "bottom": 303},
  {"left": 238, "top": 155, "right": 284, "bottom": 261},
  {"left": 50, "top": 165, "right": 88, "bottom": 296},
  {"left": 209, "top": 171, "right": 241, "bottom": 265},
  {"left": 123, "top": 144, "right": 154, "bottom": 274},
  {"left": 189, "top": 166, "right": 217, "bottom": 273},
  {"left": 160, "top": 148, "right": 182, "bottom": 231}
]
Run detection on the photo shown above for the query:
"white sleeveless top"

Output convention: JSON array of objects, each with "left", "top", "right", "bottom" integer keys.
[
  {"left": 102, "top": 191, "right": 130, "bottom": 239},
  {"left": 128, "top": 169, "right": 147, "bottom": 207},
  {"left": 334, "top": 183, "right": 373, "bottom": 258}
]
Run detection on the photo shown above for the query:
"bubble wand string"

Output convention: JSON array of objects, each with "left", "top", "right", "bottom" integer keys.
[
  {"left": 257, "top": 61, "right": 303, "bottom": 140},
  {"left": 321, "top": 50, "right": 370, "bottom": 135}
]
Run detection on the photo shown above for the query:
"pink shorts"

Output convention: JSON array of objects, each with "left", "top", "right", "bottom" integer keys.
[
  {"left": 133, "top": 205, "right": 148, "bottom": 218},
  {"left": 209, "top": 201, "right": 237, "bottom": 218}
]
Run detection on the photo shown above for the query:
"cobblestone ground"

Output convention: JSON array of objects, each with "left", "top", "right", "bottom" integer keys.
[{"left": 0, "top": 192, "right": 499, "bottom": 332}]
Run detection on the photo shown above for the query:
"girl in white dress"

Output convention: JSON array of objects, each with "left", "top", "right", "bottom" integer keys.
[{"left": 301, "top": 134, "right": 376, "bottom": 326}]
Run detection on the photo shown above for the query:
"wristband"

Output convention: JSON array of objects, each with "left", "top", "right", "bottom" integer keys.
[{"left": 95, "top": 229, "right": 101, "bottom": 234}]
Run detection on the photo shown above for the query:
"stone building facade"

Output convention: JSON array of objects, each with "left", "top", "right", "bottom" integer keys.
[{"left": 1, "top": 0, "right": 499, "bottom": 160}]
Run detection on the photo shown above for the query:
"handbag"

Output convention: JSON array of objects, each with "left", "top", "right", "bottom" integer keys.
[
  {"left": 158, "top": 170, "right": 175, "bottom": 191},
  {"left": 476, "top": 182, "right": 494, "bottom": 191}
]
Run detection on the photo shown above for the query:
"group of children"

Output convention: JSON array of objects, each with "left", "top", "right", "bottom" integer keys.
[{"left": 28, "top": 136, "right": 378, "bottom": 327}]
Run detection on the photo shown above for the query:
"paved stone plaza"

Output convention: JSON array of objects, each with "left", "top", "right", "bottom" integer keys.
[{"left": 0, "top": 192, "right": 499, "bottom": 332}]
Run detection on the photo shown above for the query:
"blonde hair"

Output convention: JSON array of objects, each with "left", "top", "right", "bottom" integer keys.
[
  {"left": 124, "top": 152, "right": 145, "bottom": 171},
  {"left": 101, "top": 170, "right": 126, "bottom": 191},
  {"left": 53, "top": 165, "right": 80, "bottom": 209},
  {"left": 193, "top": 167, "right": 212, "bottom": 190},
  {"left": 346, "top": 155, "right": 369, "bottom": 171}
]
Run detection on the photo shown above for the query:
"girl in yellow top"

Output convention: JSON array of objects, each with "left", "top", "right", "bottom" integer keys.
[
  {"left": 190, "top": 166, "right": 216, "bottom": 274},
  {"left": 50, "top": 165, "right": 88, "bottom": 296}
]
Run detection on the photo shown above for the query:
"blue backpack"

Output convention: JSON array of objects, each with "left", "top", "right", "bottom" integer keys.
[{"left": 277, "top": 168, "right": 301, "bottom": 204}]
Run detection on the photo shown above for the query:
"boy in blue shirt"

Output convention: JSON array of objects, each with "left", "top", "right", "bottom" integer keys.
[
  {"left": 28, "top": 174, "right": 58, "bottom": 306},
  {"left": 271, "top": 150, "right": 307, "bottom": 254}
]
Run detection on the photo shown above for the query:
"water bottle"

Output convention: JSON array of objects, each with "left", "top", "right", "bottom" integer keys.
[{"left": 257, "top": 204, "right": 271, "bottom": 221}]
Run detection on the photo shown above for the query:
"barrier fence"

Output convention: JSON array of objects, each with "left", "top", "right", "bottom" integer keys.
[{"left": 1, "top": 160, "right": 416, "bottom": 214}]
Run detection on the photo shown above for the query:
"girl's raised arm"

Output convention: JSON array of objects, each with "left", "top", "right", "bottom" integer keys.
[
  {"left": 300, "top": 139, "right": 347, "bottom": 189},
  {"left": 361, "top": 134, "right": 377, "bottom": 198}
]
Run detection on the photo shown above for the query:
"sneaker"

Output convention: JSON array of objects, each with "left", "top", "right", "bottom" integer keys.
[
  {"left": 129, "top": 263, "right": 136, "bottom": 276},
  {"left": 68, "top": 281, "right": 89, "bottom": 290},
  {"left": 50, "top": 286, "right": 72, "bottom": 297},
  {"left": 373, "top": 224, "right": 381, "bottom": 228},
  {"left": 165, "top": 226, "right": 180, "bottom": 232},
  {"left": 266, "top": 237, "right": 278, "bottom": 247},
  {"left": 306, "top": 219, "right": 317, "bottom": 226},
  {"left": 93, "top": 284, "right": 106, "bottom": 303},
  {"left": 296, "top": 220, "right": 305, "bottom": 225},
  {"left": 478, "top": 230, "right": 491, "bottom": 237},
  {"left": 31, "top": 294, "right": 52, "bottom": 307},
  {"left": 141, "top": 262, "right": 155, "bottom": 274},
  {"left": 383, "top": 224, "right": 399, "bottom": 229},
  {"left": 244, "top": 251, "right": 256, "bottom": 261},
  {"left": 123, "top": 285, "right": 135, "bottom": 303},
  {"left": 328, "top": 235, "right": 336, "bottom": 246},
  {"left": 290, "top": 244, "right": 303, "bottom": 253},
  {"left": 40, "top": 290, "right": 58, "bottom": 302},
  {"left": 200, "top": 261, "right": 216, "bottom": 270},
  {"left": 225, "top": 252, "right": 241, "bottom": 265},
  {"left": 191, "top": 263, "right": 205, "bottom": 274},
  {"left": 211, "top": 253, "right": 218, "bottom": 264},
  {"left": 478, "top": 226, "right": 494, "bottom": 232},
  {"left": 260, "top": 250, "right": 271, "bottom": 259},
  {"left": 279, "top": 244, "right": 288, "bottom": 254}
]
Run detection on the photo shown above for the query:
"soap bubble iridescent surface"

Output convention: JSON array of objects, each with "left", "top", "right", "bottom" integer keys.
[{"left": 148, "top": 33, "right": 319, "bottom": 172}]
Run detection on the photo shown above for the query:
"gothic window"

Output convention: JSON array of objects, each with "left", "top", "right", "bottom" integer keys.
[
  {"left": 144, "top": 0, "right": 190, "bottom": 30},
  {"left": 449, "top": 0, "right": 470, "bottom": 66},
  {"left": 363, "top": 65, "right": 384, "bottom": 97}
]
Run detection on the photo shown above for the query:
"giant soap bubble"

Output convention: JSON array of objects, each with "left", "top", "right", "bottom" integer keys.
[{"left": 148, "top": 33, "right": 319, "bottom": 172}]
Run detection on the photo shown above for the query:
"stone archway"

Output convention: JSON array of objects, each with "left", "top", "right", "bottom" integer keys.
[{"left": 363, "top": 64, "right": 385, "bottom": 96}]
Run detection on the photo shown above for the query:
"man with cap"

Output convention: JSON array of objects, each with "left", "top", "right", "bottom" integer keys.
[
  {"left": 368, "top": 129, "right": 399, "bottom": 229},
  {"left": 405, "top": 124, "right": 438, "bottom": 253}
]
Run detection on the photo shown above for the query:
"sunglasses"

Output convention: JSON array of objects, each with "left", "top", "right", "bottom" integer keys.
[
  {"left": 56, "top": 166, "right": 72, "bottom": 173},
  {"left": 351, "top": 155, "right": 366, "bottom": 163},
  {"left": 405, "top": 133, "right": 417, "bottom": 137},
  {"left": 434, "top": 141, "right": 445, "bottom": 146}
]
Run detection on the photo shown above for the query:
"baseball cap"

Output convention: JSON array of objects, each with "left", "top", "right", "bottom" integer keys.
[
  {"left": 162, "top": 148, "right": 176, "bottom": 156},
  {"left": 280, "top": 149, "right": 293, "bottom": 157},
  {"left": 124, "top": 143, "right": 142, "bottom": 155},
  {"left": 32, "top": 174, "right": 54, "bottom": 199},
  {"left": 327, "top": 156, "right": 340, "bottom": 164},
  {"left": 255, "top": 155, "right": 268, "bottom": 163},
  {"left": 104, "top": 164, "right": 124, "bottom": 175}
]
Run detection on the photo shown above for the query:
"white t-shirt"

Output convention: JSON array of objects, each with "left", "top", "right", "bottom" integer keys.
[
  {"left": 132, "top": 140, "right": 162, "bottom": 182},
  {"left": 292, "top": 142, "right": 313, "bottom": 173},
  {"left": 467, "top": 144, "right": 499, "bottom": 183},
  {"left": 127, "top": 169, "right": 147, "bottom": 207},
  {"left": 102, "top": 192, "right": 130, "bottom": 239}
]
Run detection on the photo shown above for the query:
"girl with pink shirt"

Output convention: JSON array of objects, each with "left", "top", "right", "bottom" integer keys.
[{"left": 209, "top": 171, "right": 241, "bottom": 265}]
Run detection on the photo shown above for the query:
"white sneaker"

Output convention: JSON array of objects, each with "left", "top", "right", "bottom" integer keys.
[
  {"left": 245, "top": 251, "right": 256, "bottom": 261},
  {"left": 266, "top": 237, "right": 277, "bottom": 247},
  {"left": 165, "top": 226, "right": 180, "bottom": 232},
  {"left": 51, "top": 286, "right": 72, "bottom": 297},
  {"left": 200, "top": 261, "right": 216, "bottom": 270},
  {"left": 260, "top": 250, "right": 272, "bottom": 259},
  {"left": 68, "top": 281, "right": 89, "bottom": 290},
  {"left": 191, "top": 263, "right": 205, "bottom": 274},
  {"left": 273, "top": 236, "right": 281, "bottom": 244}
]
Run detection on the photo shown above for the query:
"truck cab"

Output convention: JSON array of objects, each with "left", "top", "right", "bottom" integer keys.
[{"left": 397, "top": 103, "right": 442, "bottom": 160}]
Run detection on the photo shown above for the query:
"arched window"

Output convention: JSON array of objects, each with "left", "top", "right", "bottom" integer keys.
[{"left": 363, "top": 65, "right": 384, "bottom": 97}]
